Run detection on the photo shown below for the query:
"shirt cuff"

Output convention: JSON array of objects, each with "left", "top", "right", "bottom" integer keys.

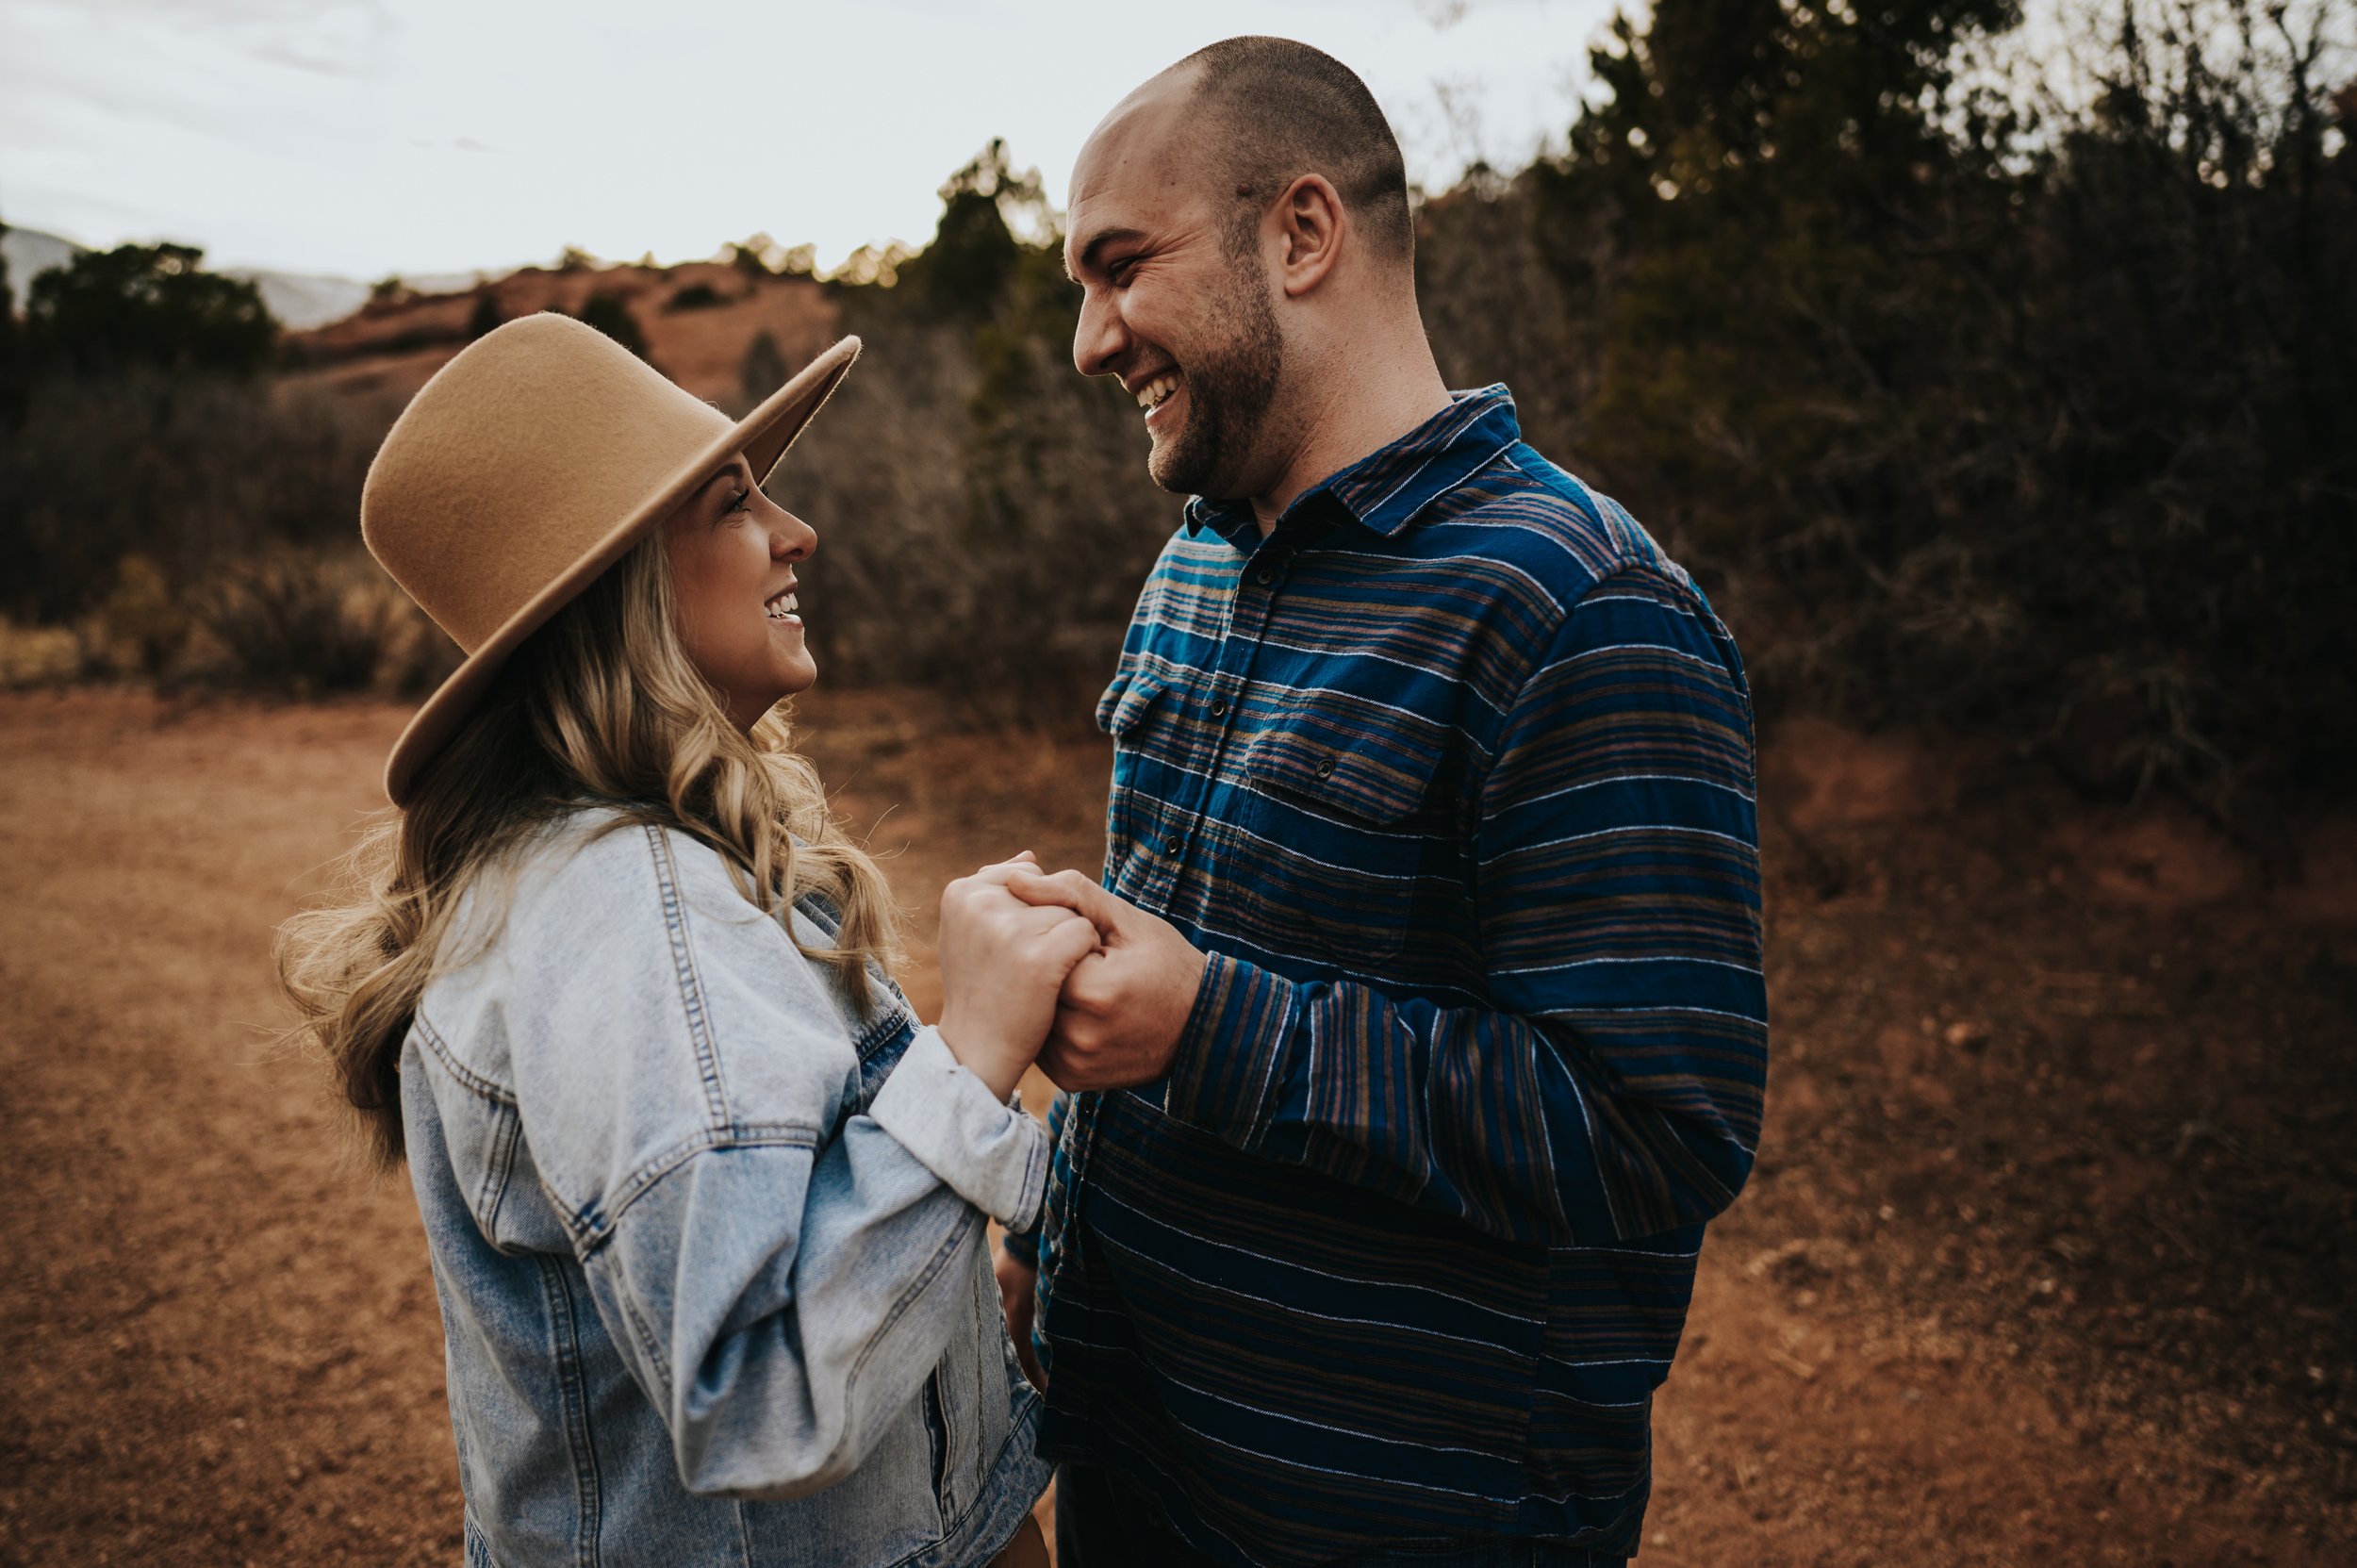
[
  {"left": 866, "top": 1026, "right": 1048, "bottom": 1232},
  {"left": 1162, "top": 951, "right": 1300, "bottom": 1155},
  {"left": 999, "top": 1224, "right": 1042, "bottom": 1266}
]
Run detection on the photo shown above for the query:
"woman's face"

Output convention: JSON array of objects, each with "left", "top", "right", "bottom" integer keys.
[{"left": 664, "top": 453, "right": 817, "bottom": 730}]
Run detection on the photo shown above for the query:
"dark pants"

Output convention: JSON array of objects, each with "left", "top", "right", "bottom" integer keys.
[{"left": 1054, "top": 1464, "right": 1630, "bottom": 1568}]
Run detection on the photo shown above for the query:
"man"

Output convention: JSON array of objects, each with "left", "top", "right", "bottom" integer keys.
[{"left": 1000, "top": 37, "right": 1768, "bottom": 1568}]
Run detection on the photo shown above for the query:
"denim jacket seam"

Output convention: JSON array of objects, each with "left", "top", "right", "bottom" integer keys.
[
  {"left": 850, "top": 1001, "right": 915, "bottom": 1064},
  {"left": 882, "top": 1390, "right": 1045, "bottom": 1568},
  {"left": 1016, "top": 1121, "right": 1048, "bottom": 1234},
  {"left": 480, "top": 1103, "right": 525, "bottom": 1239},
  {"left": 791, "top": 891, "right": 911, "bottom": 1059},
  {"left": 412, "top": 1009, "right": 518, "bottom": 1107},
  {"left": 412, "top": 1011, "right": 527, "bottom": 1234},
  {"left": 587, "top": 1137, "right": 947, "bottom": 1421},
  {"left": 835, "top": 1218, "right": 971, "bottom": 1457},
  {"left": 566, "top": 1129, "right": 823, "bottom": 1257},
  {"left": 612, "top": 1263, "right": 673, "bottom": 1392},
  {"left": 532, "top": 1254, "right": 605, "bottom": 1567},
  {"left": 992, "top": 1105, "right": 1047, "bottom": 1236},
  {"left": 730, "top": 1499, "right": 755, "bottom": 1566},
  {"left": 646, "top": 825, "right": 733, "bottom": 1135}
]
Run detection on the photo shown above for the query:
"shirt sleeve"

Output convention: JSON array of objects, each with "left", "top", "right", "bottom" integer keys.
[
  {"left": 1162, "top": 564, "right": 1769, "bottom": 1246},
  {"left": 507, "top": 831, "right": 1046, "bottom": 1500}
]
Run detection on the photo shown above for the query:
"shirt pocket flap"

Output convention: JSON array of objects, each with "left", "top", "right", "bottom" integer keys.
[
  {"left": 1098, "top": 667, "right": 1174, "bottom": 740},
  {"left": 1244, "top": 706, "right": 1448, "bottom": 826}
]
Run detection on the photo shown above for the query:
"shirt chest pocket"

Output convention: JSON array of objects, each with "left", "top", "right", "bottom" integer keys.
[
  {"left": 1100, "top": 670, "right": 1195, "bottom": 885},
  {"left": 1236, "top": 709, "right": 1453, "bottom": 969}
]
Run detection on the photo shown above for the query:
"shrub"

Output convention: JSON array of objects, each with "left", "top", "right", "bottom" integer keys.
[
  {"left": 94, "top": 553, "right": 195, "bottom": 678},
  {"left": 577, "top": 291, "right": 648, "bottom": 359},
  {"left": 666, "top": 281, "right": 727, "bottom": 311},
  {"left": 737, "top": 330, "right": 785, "bottom": 408},
  {"left": 0, "top": 617, "right": 77, "bottom": 687},
  {"left": 0, "top": 367, "right": 398, "bottom": 625},
  {"left": 196, "top": 551, "right": 396, "bottom": 696},
  {"left": 379, "top": 593, "right": 463, "bottom": 697}
]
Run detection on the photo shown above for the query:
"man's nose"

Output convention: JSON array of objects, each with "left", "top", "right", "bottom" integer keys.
[{"left": 1072, "top": 289, "right": 1128, "bottom": 380}]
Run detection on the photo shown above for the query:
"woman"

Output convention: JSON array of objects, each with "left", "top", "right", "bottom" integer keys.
[{"left": 279, "top": 315, "right": 1083, "bottom": 1567}]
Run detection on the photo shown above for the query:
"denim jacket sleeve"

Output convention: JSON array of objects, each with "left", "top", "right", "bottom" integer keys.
[{"left": 468, "top": 818, "right": 1046, "bottom": 1499}]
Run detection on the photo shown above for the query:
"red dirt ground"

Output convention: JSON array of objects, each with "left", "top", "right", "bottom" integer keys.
[{"left": 2, "top": 689, "right": 2350, "bottom": 1566}]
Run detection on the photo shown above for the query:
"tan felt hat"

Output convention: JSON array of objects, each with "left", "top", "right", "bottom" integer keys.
[{"left": 360, "top": 313, "right": 859, "bottom": 805}]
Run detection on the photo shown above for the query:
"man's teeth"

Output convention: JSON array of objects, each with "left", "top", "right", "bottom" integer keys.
[
  {"left": 765, "top": 593, "right": 799, "bottom": 619},
  {"left": 1135, "top": 372, "right": 1180, "bottom": 412}
]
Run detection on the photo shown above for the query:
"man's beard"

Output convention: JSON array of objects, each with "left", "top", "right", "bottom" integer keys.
[{"left": 1147, "top": 254, "right": 1283, "bottom": 500}]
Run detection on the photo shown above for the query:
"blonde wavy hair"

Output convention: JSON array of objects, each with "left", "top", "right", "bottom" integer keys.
[{"left": 277, "top": 530, "right": 900, "bottom": 1167}]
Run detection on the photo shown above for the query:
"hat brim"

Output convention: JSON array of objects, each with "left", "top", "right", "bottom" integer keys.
[{"left": 381, "top": 334, "right": 861, "bottom": 806}]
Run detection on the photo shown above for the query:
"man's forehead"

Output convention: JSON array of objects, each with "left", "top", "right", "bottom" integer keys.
[
  {"left": 1066, "top": 76, "right": 1208, "bottom": 254},
  {"left": 1071, "top": 71, "right": 1201, "bottom": 196}
]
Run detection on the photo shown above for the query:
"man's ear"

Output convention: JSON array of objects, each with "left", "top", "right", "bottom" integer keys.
[{"left": 1275, "top": 174, "right": 1345, "bottom": 298}]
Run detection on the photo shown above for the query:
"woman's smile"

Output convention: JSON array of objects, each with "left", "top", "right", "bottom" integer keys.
[{"left": 665, "top": 454, "right": 821, "bottom": 729}]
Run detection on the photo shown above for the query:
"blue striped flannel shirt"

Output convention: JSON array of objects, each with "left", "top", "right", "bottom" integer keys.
[{"left": 1009, "top": 387, "right": 1768, "bottom": 1567}]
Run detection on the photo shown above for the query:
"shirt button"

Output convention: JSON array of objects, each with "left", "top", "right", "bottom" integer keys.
[
  {"left": 1161, "top": 839, "right": 1179, "bottom": 858},
  {"left": 1251, "top": 564, "right": 1277, "bottom": 586},
  {"left": 1210, "top": 698, "right": 1228, "bottom": 719},
  {"left": 1314, "top": 754, "right": 1337, "bottom": 780}
]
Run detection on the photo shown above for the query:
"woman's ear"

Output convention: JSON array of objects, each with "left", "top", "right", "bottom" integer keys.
[{"left": 1276, "top": 174, "right": 1345, "bottom": 298}]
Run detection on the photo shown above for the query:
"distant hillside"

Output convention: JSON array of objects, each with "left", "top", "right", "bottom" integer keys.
[
  {"left": 282, "top": 260, "right": 837, "bottom": 407},
  {"left": 2, "top": 223, "right": 835, "bottom": 393},
  {"left": 232, "top": 271, "right": 371, "bottom": 332},
  {"left": 0, "top": 226, "right": 81, "bottom": 292}
]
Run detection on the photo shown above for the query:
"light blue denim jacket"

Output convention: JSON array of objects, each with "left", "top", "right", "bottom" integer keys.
[{"left": 400, "top": 810, "right": 1053, "bottom": 1567}]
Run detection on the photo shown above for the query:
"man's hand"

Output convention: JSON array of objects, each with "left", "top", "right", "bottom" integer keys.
[
  {"left": 995, "top": 1247, "right": 1046, "bottom": 1391},
  {"left": 1005, "top": 869, "right": 1208, "bottom": 1092}
]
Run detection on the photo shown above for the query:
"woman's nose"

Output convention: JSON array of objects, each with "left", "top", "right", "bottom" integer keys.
[{"left": 774, "top": 509, "right": 816, "bottom": 560}]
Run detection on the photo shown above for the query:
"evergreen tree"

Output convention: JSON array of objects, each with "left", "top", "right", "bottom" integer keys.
[
  {"left": 738, "top": 329, "right": 786, "bottom": 408},
  {"left": 0, "top": 221, "right": 26, "bottom": 424},
  {"left": 466, "top": 291, "right": 503, "bottom": 339},
  {"left": 893, "top": 140, "right": 1046, "bottom": 320},
  {"left": 1528, "top": 0, "right": 2355, "bottom": 797},
  {"left": 576, "top": 291, "right": 648, "bottom": 359},
  {"left": 22, "top": 241, "right": 277, "bottom": 375}
]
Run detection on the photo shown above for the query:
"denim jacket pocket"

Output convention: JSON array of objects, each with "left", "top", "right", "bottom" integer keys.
[{"left": 919, "top": 1245, "right": 1020, "bottom": 1534}]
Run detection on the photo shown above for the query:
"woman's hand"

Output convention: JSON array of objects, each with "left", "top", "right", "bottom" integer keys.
[{"left": 935, "top": 854, "right": 1101, "bottom": 1101}]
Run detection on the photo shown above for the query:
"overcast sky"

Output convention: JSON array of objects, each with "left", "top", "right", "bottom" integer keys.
[{"left": 0, "top": 0, "right": 1617, "bottom": 282}]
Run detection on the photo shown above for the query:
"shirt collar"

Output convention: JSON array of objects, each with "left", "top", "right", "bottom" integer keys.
[{"left": 1183, "top": 385, "right": 1522, "bottom": 550}]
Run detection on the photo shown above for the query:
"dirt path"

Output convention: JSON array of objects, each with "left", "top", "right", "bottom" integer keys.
[{"left": 2, "top": 690, "right": 2349, "bottom": 1565}]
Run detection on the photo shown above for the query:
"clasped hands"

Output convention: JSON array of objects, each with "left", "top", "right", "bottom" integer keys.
[{"left": 933, "top": 852, "right": 1207, "bottom": 1102}]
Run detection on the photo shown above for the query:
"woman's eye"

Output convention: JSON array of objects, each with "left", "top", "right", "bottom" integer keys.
[{"left": 726, "top": 489, "right": 751, "bottom": 515}]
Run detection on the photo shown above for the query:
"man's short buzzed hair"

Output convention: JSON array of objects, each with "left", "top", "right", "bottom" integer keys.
[{"left": 1175, "top": 37, "right": 1413, "bottom": 266}]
